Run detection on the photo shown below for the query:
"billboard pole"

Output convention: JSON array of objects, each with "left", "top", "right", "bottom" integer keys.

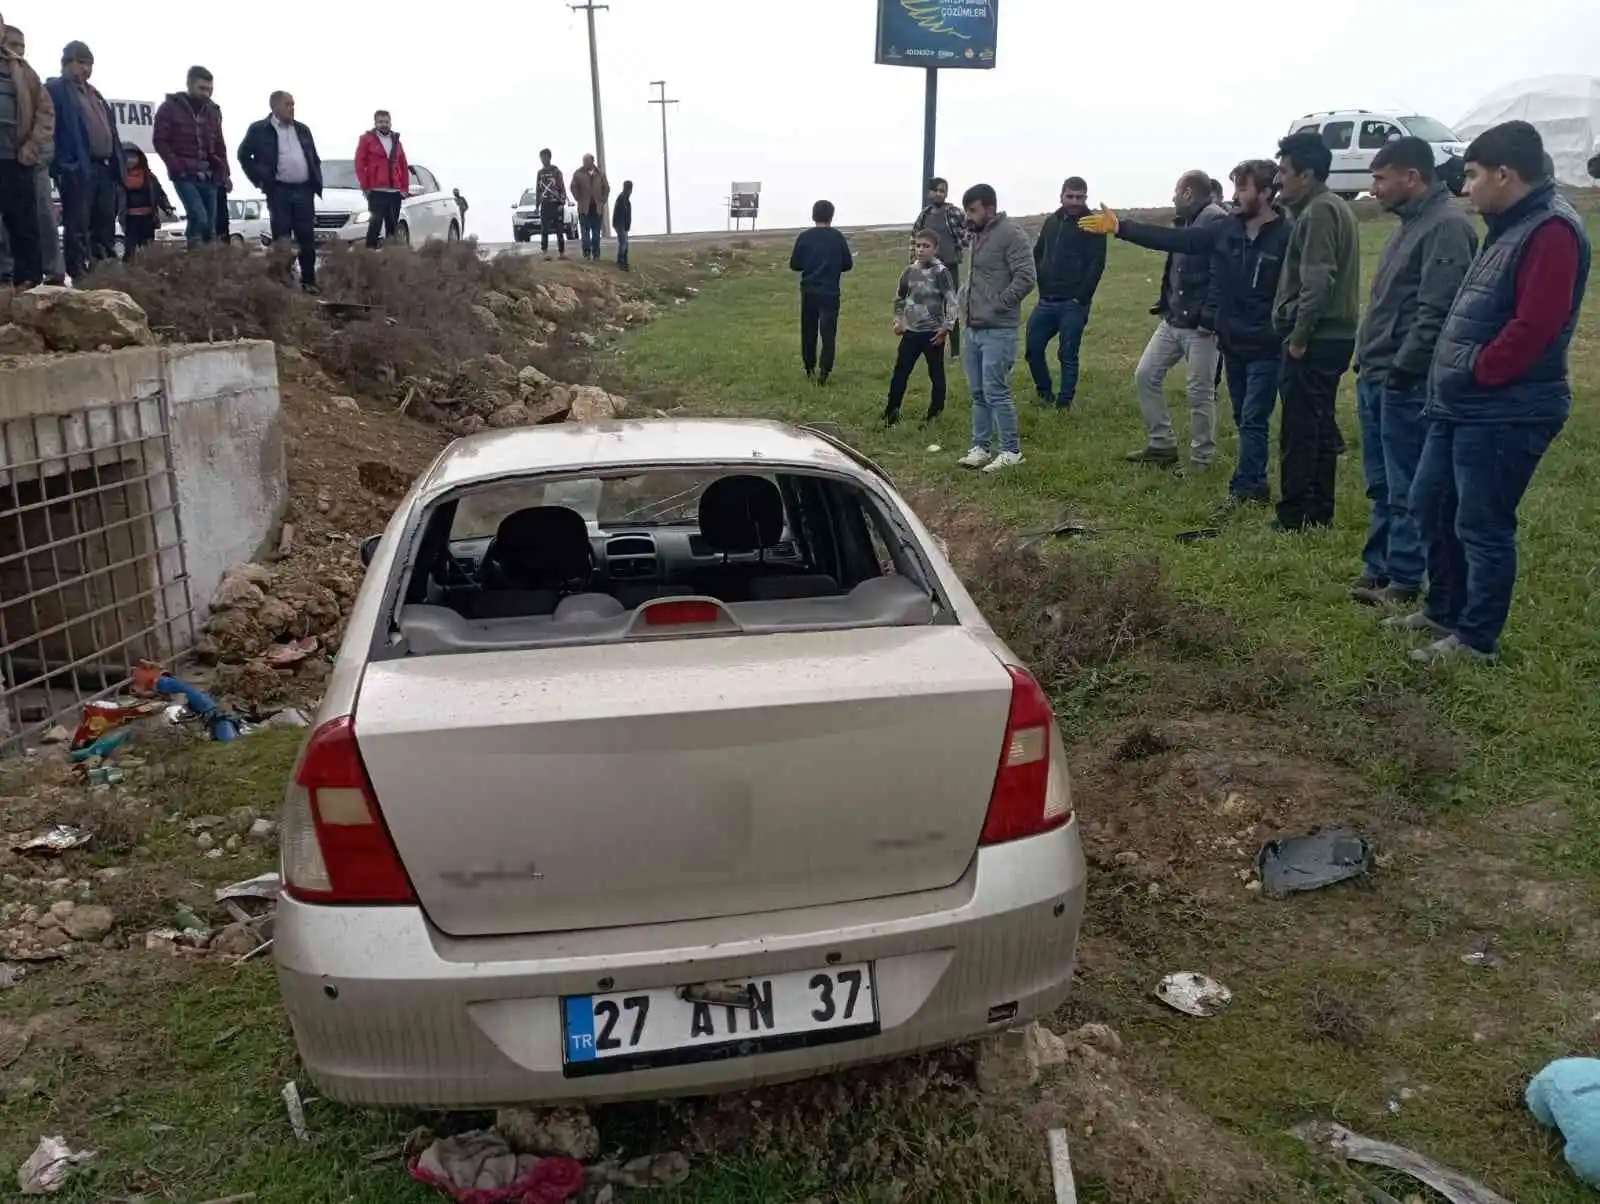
[
  {"left": 649, "top": 80, "right": 679, "bottom": 235},
  {"left": 921, "top": 67, "right": 938, "bottom": 207},
  {"left": 570, "top": 1, "right": 612, "bottom": 236}
]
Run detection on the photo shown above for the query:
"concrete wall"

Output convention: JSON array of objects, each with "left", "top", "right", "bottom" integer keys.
[
  {"left": 162, "top": 341, "right": 287, "bottom": 610},
  {"left": 0, "top": 340, "right": 285, "bottom": 657}
]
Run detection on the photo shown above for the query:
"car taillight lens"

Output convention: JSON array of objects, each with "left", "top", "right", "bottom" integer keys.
[
  {"left": 980, "top": 666, "right": 1072, "bottom": 845},
  {"left": 282, "top": 716, "right": 416, "bottom": 905}
]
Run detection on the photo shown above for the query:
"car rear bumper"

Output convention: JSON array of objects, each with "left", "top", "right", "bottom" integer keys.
[{"left": 275, "top": 819, "right": 1087, "bottom": 1107}]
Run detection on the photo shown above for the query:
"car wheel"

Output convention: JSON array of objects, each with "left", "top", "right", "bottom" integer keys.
[
  {"left": 231, "top": 234, "right": 245, "bottom": 245},
  {"left": 1336, "top": 191, "right": 1360, "bottom": 202},
  {"left": 514, "top": 230, "right": 529, "bottom": 244},
  {"left": 447, "top": 221, "right": 460, "bottom": 244},
  {"left": 396, "top": 221, "right": 411, "bottom": 247}
]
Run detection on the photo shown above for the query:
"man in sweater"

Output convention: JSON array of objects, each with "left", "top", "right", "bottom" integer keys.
[
  {"left": 1123, "top": 169, "right": 1228, "bottom": 471},
  {"left": 1080, "top": 159, "right": 1290, "bottom": 512},
  {"left": 612, "top": 179, "right": 632, "bottom": 271},
  {"left": 354, "top": 109, "right": 409, "bottom": 248},
  {"left": 788, "top": 199, "right": 853, "bottom": 384},
  {"left": 1350, "top": 136, "right": 1478, "bottom": 607},
  {"left": 956, "top": 183, "right": 1036, "bottom": 474},
  {"left": 46, "top": 40, "right": 118, "bottom": 280},
  {"left": 1392, "top": 121, "right": 1589, "bottom": 664},
  {"left": 1026, "top": 176, "right": 1105, "bottom": 410},
  {"left": 911, "top": 176, "right": 969, "bottom": 354},
  {"left": 1271, "top": 130, "right": 1361, "bottom": 531},
  {"left": 535, "top": 149, "right": 566, "bottom": 259},
  {"left": 570, "top": 153, "right": 608, "bottom": 262}
]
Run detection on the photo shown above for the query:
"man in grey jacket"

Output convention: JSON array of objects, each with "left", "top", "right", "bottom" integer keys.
[
  {"left": 1351, "top": 136, "right": 1478, "bottom": 607},
  {"left": 1126, "top": 169, "right": 1229, "bottom": 471},
  {"left": 955, "top": 183, "right": 1036, "bottom": 474}
]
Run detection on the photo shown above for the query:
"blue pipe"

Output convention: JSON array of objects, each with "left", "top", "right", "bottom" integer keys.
[{"left": 156, "top": 674, "right": 239, "bottom": 742}]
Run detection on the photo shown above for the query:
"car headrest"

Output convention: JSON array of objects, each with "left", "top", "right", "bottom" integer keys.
[
  {"left": 487, "top": 506, "right": 592, "bottom": 590},
  {"left": 697, "top": 475, "right": 784, "bottom": 554}
]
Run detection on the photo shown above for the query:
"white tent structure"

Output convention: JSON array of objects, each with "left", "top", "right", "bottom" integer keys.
[{"left": 1456, "top": 75, "right": 1600, "bottom": 187}]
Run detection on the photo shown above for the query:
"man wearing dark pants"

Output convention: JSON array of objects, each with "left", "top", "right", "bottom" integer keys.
[
  {"left": 1026, "top": 176, "right": 1104, "bottom": 410},
  {"left": 238, "top": 91, "right": 322, "bottom": 292},
  {"left": 1389, "top": 121, "right": 1589, "bottom": 665},
  {"left": 612, "top": 179, "right": 631, "bottom": 270},
  {"left": 884, "top": 228, "right": 957, "bottom": 425},
  {"left": 534, "top": 149, "right": 565, "bottom": 259},
  {"left": 1350, "top": 137, "right": 1477, "bottom": 607},
  {"left": 46, "top": 40, "right": 119, "bottom": 279},
  {"left": 912, "top": 177, "right": 968, "bottom": 356},
  {"left": 1271, "top": 131, "right": 1361, "bottom": 531},
  {"left": 789, "top": 199, "right": 853, "bottom": 384},
  {"left": 0, "top": 14, "right": 50, "bottom": 288},
  {"left": 354, "top": 109, "right": 408, "bottom": 247}
]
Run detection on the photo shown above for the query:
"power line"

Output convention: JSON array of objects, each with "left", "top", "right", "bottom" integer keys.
[
  {"left": 648, "top": 80, "right": 680, "bottom": 235},
  {"left": 569, "top": 1, "right": 611, "bottom": 236}
]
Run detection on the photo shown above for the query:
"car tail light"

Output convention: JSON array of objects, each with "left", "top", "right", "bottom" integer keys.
[
  {"left": 282, "top": 716, "right": 416, "bottom": 904},
  {"left": 642, "top": 600, "right": 722, "bottom": 627},
  {"left": 980, "top": 666, "right": 1072, "bottom": 845}
]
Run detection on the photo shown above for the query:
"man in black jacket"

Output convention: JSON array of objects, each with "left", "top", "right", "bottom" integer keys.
[
  {"left": 237, "top": 90, "right": 322, "bottom": 291},
  {"left": 1025, "top": 176, "right": 1105, "bottom": 409},
  {"left": 1115, "top": 169, "right": 1228, "bottom": 470},
  {"left": 612, "top": 179, "right": 632, "bottom": 271},
  {"left": 1081, "top": 160, "right": 1290, "bottom": 508}
]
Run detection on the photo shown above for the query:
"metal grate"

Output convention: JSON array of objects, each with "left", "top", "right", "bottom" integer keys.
[{"left": 1, "top": 395, "right": 197, "bottom": 748}]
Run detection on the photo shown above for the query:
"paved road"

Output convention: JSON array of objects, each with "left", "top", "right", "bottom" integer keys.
[{"left": 480, "top": 222, "right": 910, "bottom": 257}]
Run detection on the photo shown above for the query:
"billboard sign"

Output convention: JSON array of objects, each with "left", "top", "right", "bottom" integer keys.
[
  {"left": 730, "top": 182, "right": 761, "bottom": 218},
  {"left": 875, "top": 1, "right": 997, "bottom": 69},
  {"left": 109, "top": 99, "right": 158, "bottom": 153}
]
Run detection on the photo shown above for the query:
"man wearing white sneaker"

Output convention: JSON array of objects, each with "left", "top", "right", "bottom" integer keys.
[{"left": 956, "top": 183, "right": 1035, "bottom": 474}]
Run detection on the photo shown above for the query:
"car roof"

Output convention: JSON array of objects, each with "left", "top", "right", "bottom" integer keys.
[
  {"left": 1294, "top": 109, "right": 1404, "bottom": 122},
  {"left": 418, "top": 418, "right": 869, "bottom": 497}
]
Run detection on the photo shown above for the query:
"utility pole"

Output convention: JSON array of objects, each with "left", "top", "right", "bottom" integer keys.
[
  {"left": 569, "top": 1, "right": 610, "bottom": 236},
  {"left": 648, "top": 80, "right": 679, "bottom": 235}
]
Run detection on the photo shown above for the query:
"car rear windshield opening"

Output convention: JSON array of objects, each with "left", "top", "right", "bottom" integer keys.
[{"left": 386, "top": 467, "right": 943, "bottom": 654}]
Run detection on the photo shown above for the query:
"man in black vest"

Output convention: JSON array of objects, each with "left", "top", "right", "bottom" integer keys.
[{"left": 1389, "top": 121, "right": 1589, "bottom": 664}]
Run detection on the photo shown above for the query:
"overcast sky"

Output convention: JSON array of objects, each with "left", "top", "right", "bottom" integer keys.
[{"left": 25, "top": 0, "right": 1600, "bottom": 240}]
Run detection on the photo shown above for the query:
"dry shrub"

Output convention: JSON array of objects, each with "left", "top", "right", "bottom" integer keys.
[
  {"left": 1301, "top": 983, "right": 1373, "bottom": 1048},
  {"left": 95, "top": 242, "right": 318, "bottom": 346}
]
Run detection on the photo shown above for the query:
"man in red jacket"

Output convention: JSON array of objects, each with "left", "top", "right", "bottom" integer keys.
[{"left": 354, "top": 109, "right": 408, "bottom": 248}]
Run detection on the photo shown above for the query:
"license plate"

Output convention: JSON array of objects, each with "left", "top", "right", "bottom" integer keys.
[
  {"left": 562, "top": 963, "right": 877, "bottom": 1076},
  {"left": 314, "top": 229, "right": 341, "bottom": 242}
]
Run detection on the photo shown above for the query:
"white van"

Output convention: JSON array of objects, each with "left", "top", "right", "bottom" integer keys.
[{"left": 1286, "top": 110, "right": 1468, "bottom": 198}]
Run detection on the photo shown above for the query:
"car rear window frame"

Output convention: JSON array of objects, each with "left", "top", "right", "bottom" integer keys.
[{"left": 361, "top": 460, "right": 956, "bottom": 664}]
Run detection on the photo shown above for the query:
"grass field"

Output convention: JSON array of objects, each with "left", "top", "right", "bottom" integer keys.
[{"left": 1, "top": 218, "right": 1597, "bottom": 1203}]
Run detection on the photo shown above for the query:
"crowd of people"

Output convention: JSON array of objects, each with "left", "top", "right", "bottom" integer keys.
[
  {"left": 789, "top": 120, "right": 1590, "bottom": 663},
  {"left": 0, "top": 20, "right": 483, "bottom": 292},
  {"left": 529, "top": 147, "right": 635, "bottom": 269}
]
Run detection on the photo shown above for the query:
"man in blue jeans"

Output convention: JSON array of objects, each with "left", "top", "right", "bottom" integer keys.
[
  {"left": 1026, "top": 176, "right": 1104, "bottom": 409},
  {"left": 955, "top": 183, "right": 1036, "bottom": 474},
  {"left": 1350, "top": 137, "right": 1477, "bottom": 608},
  {"left": 1387, "top": 121, "right": 1589, "bottom": 664},
  {"left": 1079, "top": 160, "right": 1289, "bottom": 512},
  {"left": 152, "top": 66, "right": 229, "bottom": 247}
]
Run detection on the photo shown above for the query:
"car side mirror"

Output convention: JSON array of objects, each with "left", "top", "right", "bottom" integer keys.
[{"left": 359, "top": 534, "right": 381, "bottom": 567}]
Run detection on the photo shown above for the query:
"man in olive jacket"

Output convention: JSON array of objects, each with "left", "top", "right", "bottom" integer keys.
[
  {"left": 1272, "top": 130, "right": 1361, "bottom": 531},
  {"left": 955, "top": 183, "right": 1036, "bottom": 474},
  {"left": 1351, "top": 137, "right": 1478, "bottom": 606}
]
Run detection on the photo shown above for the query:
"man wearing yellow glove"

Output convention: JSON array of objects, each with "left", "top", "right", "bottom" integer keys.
[
  {"left": 1094, "top": 170, "right": 1228, "bottom": 473},
  {"left": 1079, "top": 160, "right": 1291, "bottom": 513}
]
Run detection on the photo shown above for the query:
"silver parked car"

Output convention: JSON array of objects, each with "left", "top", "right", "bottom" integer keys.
[{"left": 275, "top": 418, "right": 1087, "bottom": 1107}]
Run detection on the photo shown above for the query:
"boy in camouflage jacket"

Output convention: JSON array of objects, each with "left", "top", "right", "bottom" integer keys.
[{"left": 885, "top": 229, "right": 959, "bottom": 425}]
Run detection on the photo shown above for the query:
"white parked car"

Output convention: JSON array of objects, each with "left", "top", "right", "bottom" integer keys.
[
  {"left": 512, "top": 189, "right": 579, "bottom": 243},
  {"left": 313, "top": 159, "right": 462, "bottom": 246},
  {"left": 1287, "top": 110, "right": 1468, "bottom": 198},
  {"left": 156, "top": 196, "right": 271, "bottom": 246},
  {"left": 275, "top": 418, "right": 1088, "bottom": 1108}
]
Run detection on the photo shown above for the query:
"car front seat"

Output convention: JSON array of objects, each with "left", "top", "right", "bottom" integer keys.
[{"left": 474, "top": 505, "right": 595, "bottom": 619}]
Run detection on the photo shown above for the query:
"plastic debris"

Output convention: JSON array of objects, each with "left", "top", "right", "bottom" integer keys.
[
  {"left": 409, "top": 1130, "right": 585, "bottom": 1203},
  {"left": 592, "top": 1152, "right": 692, "bottom": 1190},
  {"left": 16, "top": 1135, "right": 96, "bottom": 1195},
  {"left": 11, "top": 826, "right": 92, "bottom": 855},
  {"left": 68, "top": 728, "right": 133, "bottom": 763},
  {"left": 215, "top": 872, "right": 282, "bottom": 905},
  {"left": 282, "top": 1081, "right": 310, "bottom": 1142},
  {"left": 1292, "top": 1120, "right": 1512, "bottom": 1204},
  {"left": 69, "top": 697, "right": 165, "bottom": 752},
  {"left": 1257, "top": 829, "right": 1373, "bottom": 897},
  {"left": 1020, "top": 517, "right": 1101, "bottom": 550},
  {"left": 1527, "top": 1057, "right": 1600, "bottom": 1188},
  {"left": 261, "top": 637, "right": 318, "bottom": 668},
  {"left": 1174, "top": 527, "right": 1220, "bottom": 544},
  {"left": 1047, "top": 1129, "right": 1078, "bottom": 1204},
  {"left": 0, "top": 963, "right": 25, "bottom": 989},
  {"left": 1154, "top": 971, "right": 1232, "bottom": 1017}
]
